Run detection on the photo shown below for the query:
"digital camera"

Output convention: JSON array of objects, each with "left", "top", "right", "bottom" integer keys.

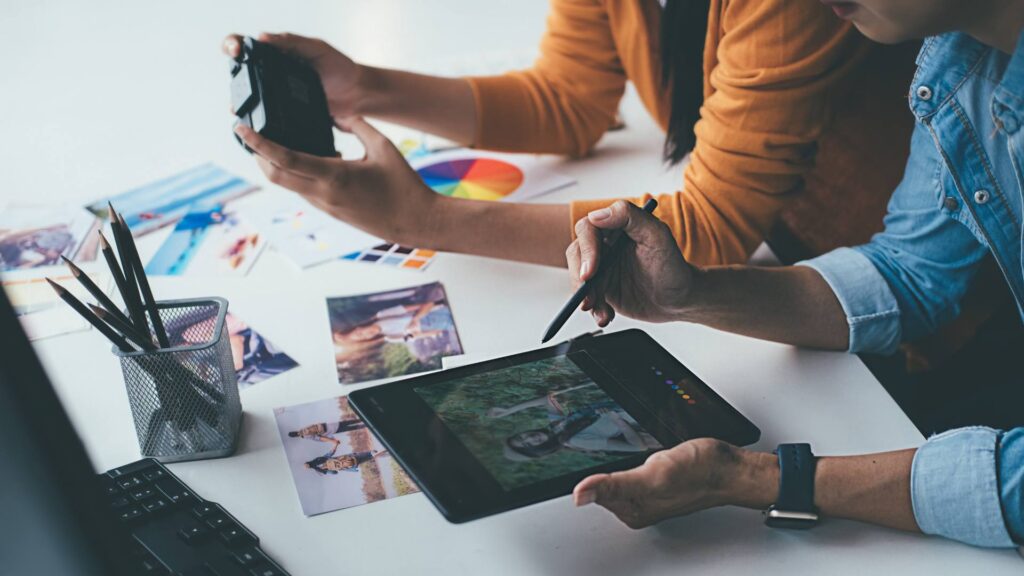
[{"left": 230, "top": 36, "right": 335, "bottom": 157}]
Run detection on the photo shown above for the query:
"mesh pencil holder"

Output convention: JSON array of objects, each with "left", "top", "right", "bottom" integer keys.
[{"left": 113, "top": 297, "right": 242, "bottom": 463}]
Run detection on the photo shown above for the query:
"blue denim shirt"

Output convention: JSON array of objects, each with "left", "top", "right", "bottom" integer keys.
[{"left": 800, "top": 31, "right": 1024, "bottom": 548}]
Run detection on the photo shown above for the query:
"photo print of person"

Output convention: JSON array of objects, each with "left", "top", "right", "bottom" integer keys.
[
  {"left": 416, "top": 355, "right": 662, "bottom": 491},
  {"left": 177, "top": 311, "right": 299, "bottom": 390},
  {"left": 274, "top": 396, "right": 419, "bottom": 516},
  {"left": 327, "top": 282, "right": 463, "bottom": 384}
]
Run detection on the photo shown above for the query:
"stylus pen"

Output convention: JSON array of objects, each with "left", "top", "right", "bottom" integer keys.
[
  {"left": 46, "top": 278, "right": 133, "bottom": 352},
  {"left": 107, "top": 204, "right": 149, "bottom": 335},
  {"left": 541, "top": 198, "right": 658, "bottom": 344},
  {"left": 60, "top": 255, "right": 136, "bottom": 332},
  {"left": 115, "top": 211, "right": 170, "bottom": 348}
]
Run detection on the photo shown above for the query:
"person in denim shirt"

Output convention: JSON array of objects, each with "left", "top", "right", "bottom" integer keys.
[{"left": 560, "top": 0, "right": 1024, "bottom": 550}]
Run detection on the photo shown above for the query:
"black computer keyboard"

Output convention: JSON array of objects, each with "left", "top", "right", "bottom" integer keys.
[{"left": 100, "top": 458, "right": 289, "bottom": 576}]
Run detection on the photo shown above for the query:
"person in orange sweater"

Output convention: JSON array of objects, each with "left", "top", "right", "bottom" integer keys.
[{"left": 224, "top": 0, "right": 914, "bottom": 270}]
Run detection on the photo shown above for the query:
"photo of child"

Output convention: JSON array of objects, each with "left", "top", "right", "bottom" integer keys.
[
  {"left": 327, "top": 282, "right": 463, "bottom": 385},
  {"left": 274, "top": 396, "right": 419, "bottom": 517},
  {"left": 416, "top": 355, "right": 662, "bottom": 491}
]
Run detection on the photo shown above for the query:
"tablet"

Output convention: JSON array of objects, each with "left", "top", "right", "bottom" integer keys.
[{"left": 348, "top": 329, "right": 760, "bottom": 523}]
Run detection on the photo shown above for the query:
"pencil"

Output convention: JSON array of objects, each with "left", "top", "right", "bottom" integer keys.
[
  {"left": 541, "top": 198, "right": 659, "bottom": 343},
  {"left": 60, "top": 255, "right": 136, "bottom": 331},
  {"left": 107, "top": 203, "right": 148, "bottom": 334},
  {"left": 97, "top": 230, "right": 136, "bottom": 321},
  {"left": 46, "top": 278, "right": 133, "bottom": 352},
  {"left": 89, "top": 304, "right": 156, "bottom": 352},
  {"left": 115, "top": 211, "right": 170, "bottom": 348}
]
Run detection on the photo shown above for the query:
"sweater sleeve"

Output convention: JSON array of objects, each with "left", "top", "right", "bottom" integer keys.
[
  {"left": 571, "top": 1, "right": 867, "bottom": 266},
  {"left": 465, "top": 0, "right": 627, "bottom": 157}
]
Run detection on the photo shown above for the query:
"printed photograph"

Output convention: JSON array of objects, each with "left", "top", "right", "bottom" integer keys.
[
  {"left": 416, "top": 355, "right": 662, "bottom": 491},
  {"left": 177, "top": 311, "right": 299, "bottom": 390},
  {"left": 0, "top": 205, "right": 100, "bottom": 272},
  {"left": 328, "top": 282, "right": 463, "bottom": 385},
  {"left": 145, "top": 203, "right": 266, "bottom": 277},
  {"left": 85, "top": 163, "right": 256, "bottom": 236},
  {"left": 273, "top": 396, "right": 419, "bottom": 517}
]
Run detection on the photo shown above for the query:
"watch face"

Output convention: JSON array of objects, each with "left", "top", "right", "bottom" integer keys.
[{"left": 763, "top": 508, "right": 819, "bottom": 530}]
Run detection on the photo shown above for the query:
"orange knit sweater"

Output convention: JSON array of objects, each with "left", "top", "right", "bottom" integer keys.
[{"left": 466, "top": 0, "right": 872, "bottom": 266}]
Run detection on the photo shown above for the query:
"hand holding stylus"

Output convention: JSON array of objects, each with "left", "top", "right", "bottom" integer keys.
[{"left": 565, "top": 200, "right": 696, "bottom": 327}]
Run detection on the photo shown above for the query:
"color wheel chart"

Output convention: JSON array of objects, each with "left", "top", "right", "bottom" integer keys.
[{"left": 416, "top": 158, "right": 524, "bottom": 201}]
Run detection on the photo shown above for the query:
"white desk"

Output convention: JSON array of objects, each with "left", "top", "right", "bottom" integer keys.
[{"left": 3, "top": 1, "right": 1021, "bottom": 573}]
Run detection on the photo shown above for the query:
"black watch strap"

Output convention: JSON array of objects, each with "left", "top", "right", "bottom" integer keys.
[{"left": 764, "top": 443, "right": 818, "bottom": 529}]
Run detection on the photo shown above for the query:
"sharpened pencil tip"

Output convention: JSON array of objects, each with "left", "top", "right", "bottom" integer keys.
[
  {"left": 98, "top": 230, "right": 109, "bottom": 249},
  {"left": 44, "top": 278, "right": 64, "bottom": 293}
]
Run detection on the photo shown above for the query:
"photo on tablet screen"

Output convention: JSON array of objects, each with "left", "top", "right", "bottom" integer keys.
[
  {"left": 416, "top": 355, "right": 662, "bottom": 491},
  {"left": 274, "top": 396, "right": 419, "bottom": 517}
]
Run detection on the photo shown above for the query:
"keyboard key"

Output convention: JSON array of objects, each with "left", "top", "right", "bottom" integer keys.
[
  {"left": 130, "top": 486, "right": 157, "bottom": 501},
  {"left": 177, "top": 565, "right": 219, "bottom": 576},
  {"left": 248, "top": 565, "right": 286, "bottom": 576},
  {"left": 105, "top": 484, "right": 121, "bottom": 497},
  {"left": 142, "top": 497, "right": 169, "bottom": 513},
  {"left": 233, "top": 549, "right": 263, "bottom": 566},
  {"left": 110, "top": 495, "right": 131, "bottom": 508},
  {"left": 156, "top": 480, "right": 196, "bottom": 506},
  {"left": 220, "top": 527, "right": 255, "bottom": 547},
  {"left": 139, "top": 556, "right": 169, "bottom": 574},
  {"left": 117, "top": 475, "right": 144, "bottom": 490},
  {"left": 192, "top": 503, "right": 218, "bottom": 519},
  {"left": 143, "top": 468, "right": 168, "bottom": 482},
  {"left": 178, "top": 525, "right": 210, "bottom": 544},
  {"left": 119, "top": 506, "right": 144, "bottom": 522},
  {"left": 205, "top": 516, "right": 231, "bottom": 530}
]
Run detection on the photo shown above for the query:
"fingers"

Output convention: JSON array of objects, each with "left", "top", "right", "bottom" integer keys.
[
  {"left": 235, "top": 125, "right": 336, "bottom": 178},
  {"left": 587, "top": 200, "right": 671, "bottom": 248},
  {"left": 258, "top": 32, "right": 331, "bottom": 60},
  {"left": 574, "top": 217, "right": 602, "bottom": 283},
  {"left": 254, "top": 157, "right": 316, "bottom": 195},
  {"left": 335, "top": 116, "right": 389, "bottom": 153},
  {"left": 222, "top": 34, "right": 244, "bottom": 58},
  {"left": 574, "top": 466, "right": 654, "bottom": 528},
  {"left": 565, "top": 240, "right": 584, "bottom": 293}
]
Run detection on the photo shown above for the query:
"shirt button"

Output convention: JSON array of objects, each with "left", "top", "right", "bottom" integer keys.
[
  {"left": 974, "top": 189, "right": 990, "bottom": 204},
  {"left": 943, "top": 196, "right": 959, "bottom": 211},
  {"left": 916, "top": 85, "right": 933, "bottom": 101}
]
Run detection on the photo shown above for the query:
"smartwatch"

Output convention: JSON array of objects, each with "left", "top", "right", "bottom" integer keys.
[{"left": 763, "top": 443, "right": 819, "bottom": 529}]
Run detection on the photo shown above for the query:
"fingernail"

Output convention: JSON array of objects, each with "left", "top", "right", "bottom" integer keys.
[
  {"left": 589, "top": 208, "right": 611, "bottom": 222},
  {"left": 579, "top": 260, "right": 590, "bottom": 279},
  {"left": 234, "top": 124, "right": 249, "bottom": 138},
  {"left": 575, "top": 490, "right": 597, "bottom": 507}
]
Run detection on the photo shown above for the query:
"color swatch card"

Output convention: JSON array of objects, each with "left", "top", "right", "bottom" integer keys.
[
  {"left": 410, "top": 149, "right": 575, "bottom": 203},
  {"left": 340, "top": 243, "right": 436, "bottom": 271},
  {"left": 243, "top": 194, "right": 380, "bottom": 269},
  {"left": 85, "top": 164, "right": 258, "bottom": 236},
  {"left": 145, "top": 202, "right": 266, "bottom": 277},
  {"left": 0, "top": 204, "right": 100, "bottom": 272}
]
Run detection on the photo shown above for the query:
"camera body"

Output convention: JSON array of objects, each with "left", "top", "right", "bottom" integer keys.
[{"left": 230, "top": 37, "right": 335, "bottom": 157}]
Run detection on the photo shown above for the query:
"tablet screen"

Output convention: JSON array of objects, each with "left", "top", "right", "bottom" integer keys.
[{"left": 415, "top": 353, "right": 663, "bottom": 491}]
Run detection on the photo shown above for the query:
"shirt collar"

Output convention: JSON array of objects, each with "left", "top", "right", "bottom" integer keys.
[{"left": 911, "top": 32, "right": 990, "bottom": 120}]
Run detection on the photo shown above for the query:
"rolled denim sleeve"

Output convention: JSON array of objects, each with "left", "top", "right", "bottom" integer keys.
[
  {"left": 912, "top": 426, "right": 1024, "bottom": 547},
  {"left": 796, "top": 247, "right": 902, "bottom": 354}
]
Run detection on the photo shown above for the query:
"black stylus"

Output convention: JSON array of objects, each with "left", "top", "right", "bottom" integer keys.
[{"left": 541, "top": 198, "right": 658, "bottom": 343}]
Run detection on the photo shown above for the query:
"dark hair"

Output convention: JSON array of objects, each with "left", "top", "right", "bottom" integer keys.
[
  {"left": 660, "top": 0, "right": 711, "bottom": 165},
  {"left": 288, "top": 431, "right": 300, "bottom": 438},
  {"left": 507, "top": 429, "right": 560, "bottom": 458},
  {"left": 305, "top": 455, "right": 335, "bottom": 475}
]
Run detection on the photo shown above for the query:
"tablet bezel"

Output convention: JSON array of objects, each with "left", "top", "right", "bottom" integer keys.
[{"left": 349, "top": 329, "right": 760, "bottom": 523}]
